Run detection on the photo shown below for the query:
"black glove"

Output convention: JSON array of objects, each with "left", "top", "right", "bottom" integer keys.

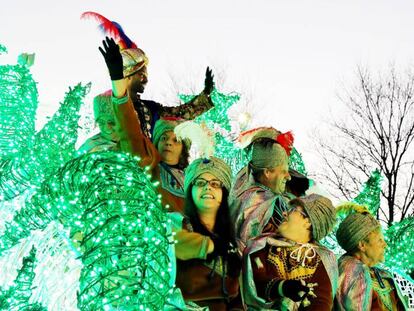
[
  {"left": 269, "top": 280, "right": 309, "bottom": 302},
  {"left": 280, "top": 280, "right": 310, "bottom": 302},
  {"left": 203, "top": 66, "right": 215, "bottom": 95},
  {"left": 98, "top": 36, "right": 124, "bottom": 81},
  {"left": 206, "top": 236, "right": 229, "bottom": 261}
]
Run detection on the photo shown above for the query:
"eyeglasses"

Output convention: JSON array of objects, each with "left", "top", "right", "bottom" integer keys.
[{"left": 193, "top": 178, "right": 223, "bottom": 189}]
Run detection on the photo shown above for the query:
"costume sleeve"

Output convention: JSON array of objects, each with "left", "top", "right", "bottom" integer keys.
[
  {"left": 174, "top": 228, "right": 211, "bottom": 260},
  {"left": 336, "top": 264, "right": 372, "bottom": 311},
  {"left": 158, "top": 92, "right": 213, "bottom": 119},
  {"left": 237, "top": 194, "right": 277, "bottom": 252},
  {"left": 251, "top": 247, "right": 278, "bottom": 301},
  {"left": 305, "top": 264, "right": 333, "bottom": 311},
  {"left": 112, "top": 96, "right": 160, "bottom": 170}
]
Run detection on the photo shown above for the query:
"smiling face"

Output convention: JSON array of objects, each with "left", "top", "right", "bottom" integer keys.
[
  {"left": 278, "top": 204, "right": 312, "bottom": 243},
  {"left": 127, "top": 65, "right": 148, "bottom": 95},
  {"left": 157, "top": 131, "right": 183, "bottom": 166},
  {"left": 95, "top": 114, "right": 119, "bottom": 142},
  {"left": 262, "top": 157, "right": 291, "bottom": 194},
  {"left": 191, "top": 172, "right": 223, "bottom": 215}
]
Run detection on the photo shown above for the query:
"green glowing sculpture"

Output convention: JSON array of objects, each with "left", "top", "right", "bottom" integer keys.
[
  {"left": 0, "top": 44, "right": 6, "bottom": 55},
  {"left": 353, "top": 169, "right": 383, "bottom": 215},
  {"left": 385, "top": 217, "right": 414, "bottom": 274},
  {"left": 0, "top": 54, "right": 89, "bottom": 200},
  {"left": 0, "top": 152, "right": 173, "bottom": 310},
  {"left": 0, "top": 246, "right": 46, "bottom": 311}
]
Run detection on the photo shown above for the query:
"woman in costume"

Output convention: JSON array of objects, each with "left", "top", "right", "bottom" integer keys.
[
  {"left": 174, "top": 157, "right": 242, "bottom": 310},
  {"left": 335, "top": 206, "right": 409, "bottom": 310}
]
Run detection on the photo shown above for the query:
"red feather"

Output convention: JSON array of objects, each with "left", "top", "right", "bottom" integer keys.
[
  {"left": 276, "top": 131, "right": 294, "bottom": 156},
  {"left": 81, "top": 11, "right": 137, "bottom": 49},
  {"left": 237, "top": 127, "right": 280, "bottom": 148}
]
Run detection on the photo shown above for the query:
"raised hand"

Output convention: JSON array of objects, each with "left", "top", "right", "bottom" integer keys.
[
  {"left": 203, "top": 66, "right": 215, "bottom": 95},
  {"left": 99, "top": 36, "right": 124, "bottom": 81}
]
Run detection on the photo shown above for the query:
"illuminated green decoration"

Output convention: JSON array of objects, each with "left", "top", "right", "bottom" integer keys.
[
  {"left": 180, "top": 90, "right": 308, "bottom": 174},
  {"left": 0, "top": 152, "right": 173, "bottom": 310},
  {"left": 0, "top": 61, "right": 38, "bottom": 159},
  {"left": 289, "top": 147, "right": 308, "bottom": 176},
  {"left": 0, "top": 57, "right": 38, "bottom": 200},
  {"left": 321, "top": 171, "right": 383, "bottom": 256},
  {"left": 0, "top": 51, "right": 89, "bottom": 200},
  {"left": 0, "top": 44, "right": 6, "bottom": 54},
  {"left": 352, "top": 169, "right": 383, "bottom": 215},
  {"left": 385, "top": 217, "right": 414, "bottom": 274},
  {"left": 0, "top": 79, "right": 90, "bottom": 201},
  {"left": 0, "top": 246, "right": 46, "bottom": 311},
  {"left": 180, "top": 89, "right": 249, "bottom": 172},
  {"left": 31, "top": 82, "right": 90, "bottom": 177}
]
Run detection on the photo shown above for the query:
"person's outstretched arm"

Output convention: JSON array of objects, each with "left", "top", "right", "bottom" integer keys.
[{"left": 99, "top": 37, "right": 159, "bottom": 169}]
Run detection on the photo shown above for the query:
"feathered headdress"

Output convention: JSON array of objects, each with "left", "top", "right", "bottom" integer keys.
[
  {"left": 174, "top": 121, "right": 215, "bottom": 159},
  {"left": 81, "top": 11, "right": 137, "bottom": 49},
  {"left": 81, "top": 11, "right": 148, "bottom": 77},
  {"left": 237, "top": 127, "right": 294, "bottom": 156}
]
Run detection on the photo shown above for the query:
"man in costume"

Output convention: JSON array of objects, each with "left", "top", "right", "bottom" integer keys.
[
  {"left": 229, "top": 127, "right": 294, "bottom": 254},
  {"left": 97, "top": 35, "right": 214, "bottom": 311},
  {"left": 245, "top": 194, "right": 338, "bottom": 310},
  {"left": 81, "top": 12, "right": 215, "bottom": 141},
  {"left": 335, "top": 208, "right": 409, "bottom": 310}
]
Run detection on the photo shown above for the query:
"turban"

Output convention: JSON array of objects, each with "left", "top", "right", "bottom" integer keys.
[
  {"left": 184, "top": 157, "right": 232, "bottom": 194},
  {"left": 336, "top": 212, "right": 380, "bottom": 253}
]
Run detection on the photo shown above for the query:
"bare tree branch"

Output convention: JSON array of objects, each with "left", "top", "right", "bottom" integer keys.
[{"left": 313, "top": 66, "right": 414, "bottom": 227}]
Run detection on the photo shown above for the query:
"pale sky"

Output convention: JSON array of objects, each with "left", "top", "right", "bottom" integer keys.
[{"left": 2, "top": 0, "right": 414, "bottom": 178}]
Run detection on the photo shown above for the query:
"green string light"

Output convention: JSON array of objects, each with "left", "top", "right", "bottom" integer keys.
[
  {"left": 0, "top": 61, "right": 38, "bottom": 159},
  {"left": 0, "top": 152, "right": 173, "bottom": 310},
  {"left": 289, "top": 147, "right": 307, "bottom": 176},
  {"left": 0, "top": 76, "right": 90, "bottom": 201},
  {"left": 385, "top": 217, "right": 414, "bottom": 274},
  {"left": 352, "top": 169, "right": 383, "bottom": 215},
  {"left": 0, "top": 44, "right": 7, "bottom": 55},
  {"left": 0, "top": 246, "right": 46, "bottom": 311}
]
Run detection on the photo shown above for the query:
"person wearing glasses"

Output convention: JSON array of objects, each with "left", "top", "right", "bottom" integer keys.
[
  {"left": 244, "top": 194, "right": 338, "bottom": 310},
  {"left": 335, "top": 207, "right": 408, "bottom": 310},
  {"left": 174, "top": 157, "right": 242, "bottom": 310}
]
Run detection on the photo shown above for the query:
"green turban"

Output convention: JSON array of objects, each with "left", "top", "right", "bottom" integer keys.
[
  {"left": 152, "top": 118, "right": 190, "bottom": 149},
  {"left": 336, "top": 212, "right": 381, "bottom": 253},
  {"left": 251, "top": 140, "right": 288, "bottom": 169},
  {"left": 184, "top": 157, "right": 232, "bottom": 194},
  {"left": 292, "top": 194, "right": 336, "bottom": 241},
  {"left": 93, "top": 91, "right": 114, "bottom": 122}
]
